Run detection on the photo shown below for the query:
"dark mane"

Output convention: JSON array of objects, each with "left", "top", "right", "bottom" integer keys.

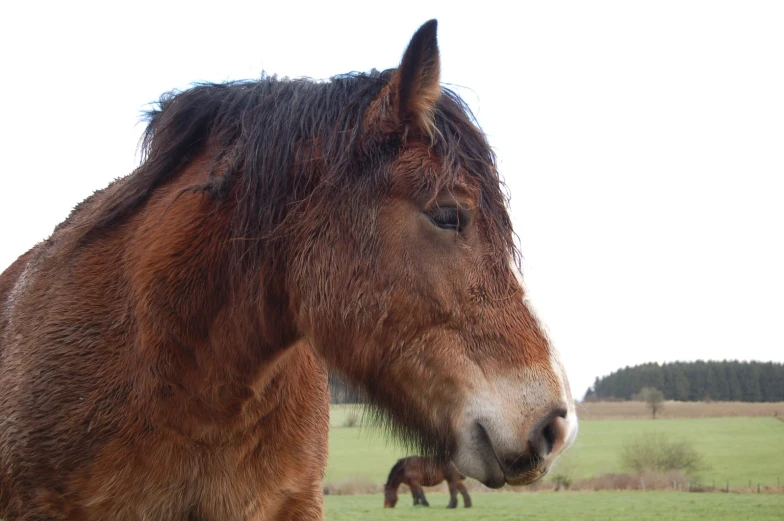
[
  {"left": 66, "top": 69, "right": 516, "bottom": 267},
  {"left": 385, "top": 457, "right": 408, "bottom": 487},
  {"left": 70, "top": 71, "right": 383, "bottom": 243}
]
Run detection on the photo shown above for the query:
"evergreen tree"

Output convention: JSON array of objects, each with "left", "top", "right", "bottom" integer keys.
[
  {"left": 726, "top": 362, "right": 742, "bottom": 400},
  {"left": 591, "top": 360, "right": 783, "bottom": 402}
]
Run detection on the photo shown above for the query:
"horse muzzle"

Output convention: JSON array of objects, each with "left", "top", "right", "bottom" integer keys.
[{"left": 454, "top": 406, "right": 578, "bottom": 488}]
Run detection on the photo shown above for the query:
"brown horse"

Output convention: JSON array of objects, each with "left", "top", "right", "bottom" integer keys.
[
  {"left": 0, "top": 20, "right": 577, "bottom": 521},
  {"left": 384, "top": 457, "right": 471, "bottom": 509}
]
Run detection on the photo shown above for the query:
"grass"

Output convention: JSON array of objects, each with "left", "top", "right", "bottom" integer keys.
[
  {"left": 324, "top": 492, "right": 784, "bottom": 521},
  {"left": 326, "top": 416, "right": 784, "bottom": 489},
  {"left": 553, "top": 417, "right": 784, "bottom": 488},
  {"left": 325, "top": 422, "right": 404, "bottom": 484},
  {"left": 329, "top": 404, "right": 374, "bottom": 428},
  {"left": 324, "top": 405, "right": 784, "bottom": 519},
  {"left": 578, "top": 401, "right": 784, "bottom": 420}
]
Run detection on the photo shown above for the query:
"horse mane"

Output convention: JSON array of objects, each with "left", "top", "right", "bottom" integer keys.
[
  {"left": 65, "top": 72, "right": 378, "bottom": 245},
  {"left": 385, "top": 457, "right": 409, "bottom": 488},
  {"left": 60, "top": 69, "right": 516, "bottom": 270}
]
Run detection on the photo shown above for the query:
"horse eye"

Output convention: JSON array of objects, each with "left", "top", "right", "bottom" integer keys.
[{"left": 429, "top": 207, "right": 469, "bottom": 233}]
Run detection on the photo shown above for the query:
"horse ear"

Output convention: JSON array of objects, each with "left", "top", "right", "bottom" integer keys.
[
  {"left": 365, "top": 20, "right": 442, "bottom": 140},
  {"left": 396, "top": 19, "right": 441, "bottom": 134}
]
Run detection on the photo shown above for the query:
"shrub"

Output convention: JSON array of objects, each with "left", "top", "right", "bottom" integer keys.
[
  {"left": 620, "top": 432, "right": 707, "bottom": 476},
  {"left": 552, "top": 474, "right": 572, "bottom": 491}
]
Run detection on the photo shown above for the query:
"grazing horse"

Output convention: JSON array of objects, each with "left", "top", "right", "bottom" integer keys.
[
  {"left": 0, "top": 20, "right": 577, "bottom": 521},
  {"left": 384, "top": 456, "right": 471, "bottom": 509}
]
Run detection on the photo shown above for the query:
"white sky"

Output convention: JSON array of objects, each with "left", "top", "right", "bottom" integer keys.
[{"left": 1, "top": 2, "right": 782, "bottom": 399}]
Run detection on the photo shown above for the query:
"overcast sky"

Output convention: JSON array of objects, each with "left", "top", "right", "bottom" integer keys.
[{"left": 1, "top": 2, "right": 782, "bottom": 399}]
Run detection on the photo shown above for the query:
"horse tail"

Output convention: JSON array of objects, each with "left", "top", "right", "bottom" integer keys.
[{"left": 385, "top": 457, "right": 408, "bottom": 487}]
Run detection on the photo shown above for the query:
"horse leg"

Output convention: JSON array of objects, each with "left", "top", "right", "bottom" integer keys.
[
  {"left": 418, "top": 489, "right": 430, "bottom": 507},
  {"left": 409, "top": 481, "right": 429, "bottom": 507},
  {"left": 446, "top": 481, "right": 458, "bottom": 509},
  {"left": 457, "top": 481, "right": 472, "bottom": 508}
]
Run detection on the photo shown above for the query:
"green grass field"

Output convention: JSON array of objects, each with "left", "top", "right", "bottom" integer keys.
[
  {"left": 554, "top": 417, "right": 784, "bottom": 487},
  {"left": 324, "top": 492, "right": 784, "bottom": 521},
  {"left": 326, "top": 411, "right": 784, "bottom": 489}
]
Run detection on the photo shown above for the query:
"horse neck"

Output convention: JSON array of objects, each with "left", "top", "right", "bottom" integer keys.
[
  {"left": 385, "top": 460, "right": 407, "bottom": 492},
  {"left": 386, "top": 474, "right": 404, "bottom": 491},
  {"left": 384, "top": 480, "right": 400, "bottom": 504},
  {"left": 126, "top": 160, "right": 299, "bottom": 397}
]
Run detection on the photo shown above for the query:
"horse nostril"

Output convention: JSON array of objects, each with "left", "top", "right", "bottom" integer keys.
[
  {"left": 542, "top": 421, "right": 557, "bottom": 454},
  {"left": 528, "top": 408, "right": 568, "bottom": 459}
]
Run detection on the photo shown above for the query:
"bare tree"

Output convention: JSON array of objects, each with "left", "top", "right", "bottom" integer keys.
[{"left": 638, "top": 387, "right": 665, "bottom": 419}]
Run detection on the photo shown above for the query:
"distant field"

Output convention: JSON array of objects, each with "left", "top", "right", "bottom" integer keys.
[
  {"left": 577, "top": 401, "right": 784, "bottom": 420},
  {"left": 326, "top": 415, "right": 784, "bottom": 489},
  {"left": 330, "top": 401, "right": 784, "bottom": 426},
  {"left": 553, "top": 417, "right": 784, "bottom": 488},
  {"left": 325, "top": 423, "right": 402, "bottom": 486},
  {"left": 324, "top": 492, "right": 784, "bottom": 521}
]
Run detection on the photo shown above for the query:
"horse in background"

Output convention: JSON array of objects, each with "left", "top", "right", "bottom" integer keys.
[
  {"left": 0, "top": 19, "right": 576, "bottom": 521},
  {"left": 384, "top": 456, "right": 471, "bottom": 508}
]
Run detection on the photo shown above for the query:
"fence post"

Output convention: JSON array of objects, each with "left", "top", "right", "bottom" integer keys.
[
  {"left": 641, "top": 477, "right": 646, "bottom": 491},
  {"left": 757, "top": 484, "right": 760, "bottom": 494},
  {"left": 725, "top": 481, "right": 729, "bottom": 493}
]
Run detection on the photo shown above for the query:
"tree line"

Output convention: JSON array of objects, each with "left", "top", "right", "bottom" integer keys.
[{"left": 585, "top": 360, "right": 784, "bottom": 402}]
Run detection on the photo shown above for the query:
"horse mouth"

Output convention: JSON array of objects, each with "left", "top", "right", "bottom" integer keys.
[
  {"left": 475, "top": 422, "right": 548, "bottom": 488},
  {"left": 472, "top": 422, "right": 507, "bottom": 488}
]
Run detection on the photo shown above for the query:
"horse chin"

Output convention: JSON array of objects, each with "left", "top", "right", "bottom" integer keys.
[
  {"left": 452, "top": 454, "right": 506, "bottom": 489},
  {"left": 452, "top": 445, "right": 548, "bottom": 488},
  {"left": 451, "top": 434, "right": 506, "bottom": 489},
  {"left": 505, "top": 467, "right": 548, "bottom": 487}
]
